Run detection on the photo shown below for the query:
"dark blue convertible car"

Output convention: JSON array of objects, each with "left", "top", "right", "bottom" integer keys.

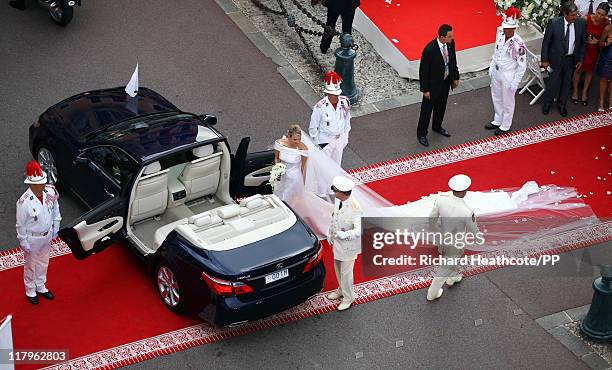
[{"left": 30, "top": 87, "right": 325, "bottom": 326}]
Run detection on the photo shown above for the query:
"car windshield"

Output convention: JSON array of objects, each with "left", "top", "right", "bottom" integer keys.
[{"left": 91, "top": 112, "right": 192, "bottom": 141}]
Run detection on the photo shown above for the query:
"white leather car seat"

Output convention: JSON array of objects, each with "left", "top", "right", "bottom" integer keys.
[
  {"left": 130, "top": 161, "right": 169, "bottom": 224},
  {"left": 179, "top": 145, "right": 222, "bottom": 202}
]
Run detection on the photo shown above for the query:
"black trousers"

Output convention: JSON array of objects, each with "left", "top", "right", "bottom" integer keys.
[
  {"left": 543, "top": 56, "right": 576, "bottom": 107},
  {"left": 416, "top": 80, "right": 450, "bottom": 138},
  {"left": 320, "top": 6, "right": 357, "bottom": 52}
]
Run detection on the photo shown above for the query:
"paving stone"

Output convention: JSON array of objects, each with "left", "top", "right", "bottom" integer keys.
[
  {"left": 557, "top": 331, "right": 592, "bottom": 357},
  {"left": 277, "top": 65, "right": 302, "bottom": 83},
  {"left": 228, "top": 11, "right": 259, "bottom": 34},
  {"left": 536, "top": 311, "right": 573, "bottom": 331},
  {"left": 214, "top": 0, "right": 240, "bottom": 14},
  {"left": 581, "top": 353, "right": 612, "bottom": 370},
  {"left": 565, "top": 305, "right": 591, "bottom": 322}
]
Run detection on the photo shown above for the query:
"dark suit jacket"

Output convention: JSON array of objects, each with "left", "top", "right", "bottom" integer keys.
[
  {"left": 419, "top": 39, "right": 460, "bottom": 96},
  {"left": 541, "top": 16, "right": 587, "bottom": 67}
]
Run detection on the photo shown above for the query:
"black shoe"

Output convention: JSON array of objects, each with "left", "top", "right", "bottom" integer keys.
[
  {"left": 433, "top": 128, "right": 451, "bottom": 137},
  {"left": 27, "top": 295, "right": 39, "bottom": 305},
  {"left": 542, "top": 103, "right": 551, "bottom": 115},
  {"left": 484, "top": 123, "right": 498, "bottom": 130},
  {"left": 559, "top": 105, "right": 568, "bottom": 117},
  {"left": 494, "top": 128, "right": 509, "bottom": 135},
  {"left": 320, "top": 46, "right": 328, "bottom": 55},
  {"left": 38, "top": 291, "right": 54, "bottom": 300},
  {"left": 418, "top": 136, "right": 429, "bottom": 147},
  {"left": 9, "top": 0, "right": 26, "bottom": 10}
]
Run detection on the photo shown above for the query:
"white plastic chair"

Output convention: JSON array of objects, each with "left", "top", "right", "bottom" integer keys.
[{"left": 519, "top": 48, "right": 547, "bottom": 105}]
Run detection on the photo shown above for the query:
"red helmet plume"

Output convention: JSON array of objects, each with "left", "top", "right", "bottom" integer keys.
[
  {"left": 25, "top": 160, "right": 43, "bottom": 177},
  {"left": 504, "top": 6, "right": 521, "bottom": 20},
  {"left": 324, "top": 71, "right": 342, "bottom": 85}
]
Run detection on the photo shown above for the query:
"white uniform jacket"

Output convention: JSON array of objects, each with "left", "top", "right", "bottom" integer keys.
[
  {"left": 16, "top": 185, "right": 61, "bottom": 252},
  {"left": 429, "top": 194, "right": 479, "bottom": 254},
  {"left": 309, "top": 96, "right": 351, "bottom": 146},
  {"left": 328, "top": 197, "right": 362, "bottom": 261},
  {"left": 489, "top": 28, "right": 527, "bottom": 91}
]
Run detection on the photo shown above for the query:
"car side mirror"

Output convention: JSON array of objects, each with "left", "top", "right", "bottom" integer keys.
[{"left": 200, "top": 114, "right": 217, "bottom": 126}]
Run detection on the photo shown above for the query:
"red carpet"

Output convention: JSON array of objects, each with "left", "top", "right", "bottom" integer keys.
[
  {"left": 359, "top": 0, "right": 501, "bottom": 60},
  {"left": 0, "top": 112, "right": 610, "bottom": 369}
]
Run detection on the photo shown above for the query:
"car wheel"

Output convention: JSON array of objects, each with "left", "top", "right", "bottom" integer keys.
[
  {"left": 48, "top": 0, "right": 74, "bottom": 26},
  {"left": 37, "top": 146, "right": 62, "bottom": 189},
  {"left": 156, "top": 263, "right": 185, "bottom": 313}
]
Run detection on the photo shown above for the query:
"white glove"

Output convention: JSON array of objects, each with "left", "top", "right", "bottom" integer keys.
[
  {"left": 336, "top": 230, "right": 349, "bottom": 240},
  {"left": 510, "top": 82, "right": 519, "bottom": 91},
  {"left": 21, "top": 245, "right": 31, "bottom": 253}
]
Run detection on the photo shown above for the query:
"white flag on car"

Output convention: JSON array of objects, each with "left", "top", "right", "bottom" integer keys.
[
  {"left": 0, "top": 315, "right": 14, "bottom": 370},
  {"left": 125, "top": 64, "right": 139, "bottom": 98}
]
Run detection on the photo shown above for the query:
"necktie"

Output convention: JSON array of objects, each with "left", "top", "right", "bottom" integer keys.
[
  {"left": 443, "top": 45, "right": 449, "bottom": 79},
  {"left": 564, "top": 23, "right": 571, "bottom": 55},
  {"left": 588, "top": 0, "right": 594, "bottom": 15},
  {"left": 338, "top": 201, "right": 343, "bottom": 210}
]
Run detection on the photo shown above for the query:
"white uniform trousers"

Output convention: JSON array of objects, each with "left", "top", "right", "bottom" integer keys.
[
  {"left": 490, "top": 70, "right": 517, "bottom": 132},
  {"left": 333, "top": 259, "right": 355, "bottom": 304},
  {"left": 427, "top": 245, "right": 463, "bottom": 299},
  {"left": 23, "top": 234, "right": 53, "bottom": 297}
]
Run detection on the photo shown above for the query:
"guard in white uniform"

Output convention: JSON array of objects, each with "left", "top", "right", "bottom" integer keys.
[
  {"left": 326, "top": 176, "right": 361, "bottom": 311},
  {"left": 426, "top": 174, "right": 479, "bottom": 301},
  {"left": 486, "top": 7, "right": 527, "bottom": 135},
  {"left": 16, "top": 160, "right": 61, "bottom": 305}
]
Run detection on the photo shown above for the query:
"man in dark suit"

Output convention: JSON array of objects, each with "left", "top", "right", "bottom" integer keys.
[
  {"left": 417, "top": 24, "right": 460, "bottom": 147},
  {"left": 312, "top": 0, "right": 360, "bottom": 54},
  {"left": 542, "top": 1, "right": 587, "bottom": 116}
]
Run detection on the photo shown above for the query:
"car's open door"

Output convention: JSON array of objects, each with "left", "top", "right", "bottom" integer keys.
[
  {"left": 230, "top": 137, "right": 275, "bottom": 198},
  {"left": 58, "top": 196, "right": 126, "bottom": 260}
]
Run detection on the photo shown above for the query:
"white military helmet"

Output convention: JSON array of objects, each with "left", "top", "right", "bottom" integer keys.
[
  {"left": 331, "top": 176, "right": 354, "bottom": 193},
  {"left": 448, "top": 174, "right": 471, "bottom": 192},
  {"left": 24, "top": 160, "right": 47, "bottom": 185}
]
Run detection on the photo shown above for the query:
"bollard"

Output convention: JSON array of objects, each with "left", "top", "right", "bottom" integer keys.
[
  {"left": 580, "top": 264, "right": 612, "bottom": 341},
  {"left": 334, "top": 33, "right": 359, "bottom": 105}
]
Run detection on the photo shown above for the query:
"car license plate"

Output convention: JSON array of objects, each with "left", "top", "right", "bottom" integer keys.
[{"left": 265, "top": 268, "right": 289, "bottom": 284}]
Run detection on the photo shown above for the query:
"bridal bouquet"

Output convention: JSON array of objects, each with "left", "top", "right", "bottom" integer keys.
[
  {"left": 494, "top": 0, "right": 558, "bottom": 30},
  {"left": 269, "top": 163, "right": 287, "bottom": 191}
]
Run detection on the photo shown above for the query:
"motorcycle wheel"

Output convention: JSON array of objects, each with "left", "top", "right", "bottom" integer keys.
[{"left": 48, "top": 0, "right": 74, "bottom": 26}]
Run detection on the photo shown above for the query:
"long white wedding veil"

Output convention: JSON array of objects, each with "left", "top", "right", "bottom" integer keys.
[{"left": 277, "top": 131, "right": 604, "bottom": 257}]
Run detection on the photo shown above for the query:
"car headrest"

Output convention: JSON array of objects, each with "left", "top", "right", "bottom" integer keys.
[
  {"left": 239, "top": 194, "right": 262, "bottom": 207},
  {"left": 217, "top": 204, "right": 240, "bottom": 219},
  {"left": 188, "top": 212, "right": 212, "bottom": 226},
  {"left": 143, "top": 161, "right": 162, "bottom": 175},
  {"left": 193, "top": 145, "right": 214, "bottom": 158}
]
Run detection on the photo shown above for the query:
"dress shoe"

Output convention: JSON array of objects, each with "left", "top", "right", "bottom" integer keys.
[
  {"left": 418, "top": 136, "right": 429, "bottom": 147},
  {"left": 38, "top": 291, "right": 54, "bottom": 300},
  {"left": 446, "top": 276, "right": 462, "bottom": 286},
  {"left": 484, "top": 123, "right": 499, "bottom": 130},
  {"left": 494, "top": 128, "right": 509, "bottom": 136},
  {"left": 337, "top": 300, "right": 353, "bottom": 311},
  {"left": 559, "top": 105, "right": 568, "bottom": 117},
  {"left": 9, "top": 0, "right": 26, "bottom": 10},
  {"left": 542, "top": 103, "right": 551, "bottom": 115},
  {"left": 26, "top": 295, "right": 39, "bottom": 305},
  {"left": 426, "top": 288, "right": 443, "bottom": 301},
  {"left": 326, "top": 291, "right": 342, "bottom": 300},
  {"left": 320, "top": 45, "right": 328, "bottom": 55},
  {"left": 433, "top": 128, "right": 451, "bottom": 137}
]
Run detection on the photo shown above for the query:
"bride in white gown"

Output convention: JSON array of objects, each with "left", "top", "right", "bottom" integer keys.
[{"left": 271, "top": 125, "right": 600, "bottom": 254}]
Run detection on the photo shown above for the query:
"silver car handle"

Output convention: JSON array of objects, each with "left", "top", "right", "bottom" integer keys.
[{"left": 104, "top": 188, "right": 115, "bottom": 198}]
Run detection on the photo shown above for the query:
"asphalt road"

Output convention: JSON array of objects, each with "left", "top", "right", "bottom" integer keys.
[{"left": 1, "top": 1, "right": 610, "bottom": 369}]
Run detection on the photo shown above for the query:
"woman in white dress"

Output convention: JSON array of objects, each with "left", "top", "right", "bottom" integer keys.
[{"left": 273, "top": 124, "right": 308, "bottom": 202}]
